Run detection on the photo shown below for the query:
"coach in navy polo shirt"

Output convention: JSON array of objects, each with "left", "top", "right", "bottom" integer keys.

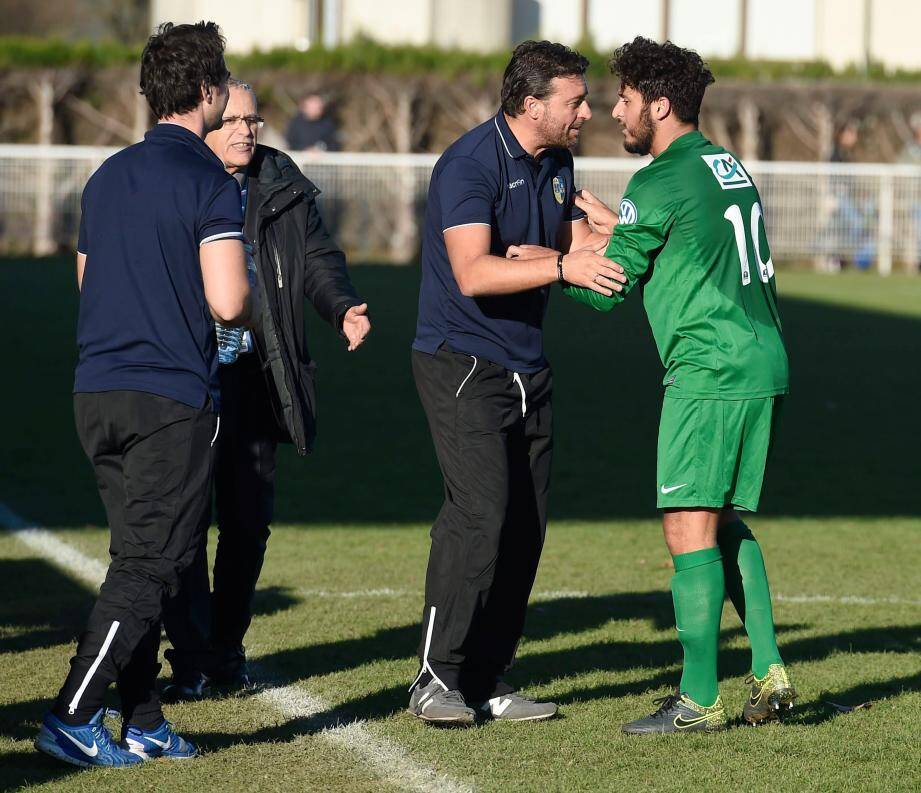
[
  {"left": 36, "top": 23, "right": 255, "bottom": 768},
  {"left": 408, "top": 41, "right": 626, "bottom": 725}
]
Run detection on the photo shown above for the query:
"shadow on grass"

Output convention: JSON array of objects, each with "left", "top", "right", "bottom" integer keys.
[
  {"left": 251, "top": 585, "right": 301, "bottom": 619},
  {"left": 241, "top": 591, "right": 918, "bottom": 727},
  {"left": 2, "top": 560, "right": 918, "bottom": 766},
  {"left": 515, "top": 621, "right": 921, "bottom": 705},
  {"left": 3, "top": 259, "right": 920, "bottom": 527},
  {"left": 0, "top": 558, "right": 93, "bottom": 654},
  {"left": 0, "top": 747, "right": 81, "bottom": 791},
  {"left": 795, "top": 670, "right": 921, "bottom": 726},
  {"left": 188, "top": 614, "right": 921, "bottom": 752}
]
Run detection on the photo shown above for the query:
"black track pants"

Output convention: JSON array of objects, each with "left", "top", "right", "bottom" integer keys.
[
  {"left": 53, "top": 391, "right": 216, "bottom": 726},
  {"left": 162, "top": 355, "right": 277, "bottom": 674},
  {"left": 411, "top": 346, "right": 552, "bottom": 701}
]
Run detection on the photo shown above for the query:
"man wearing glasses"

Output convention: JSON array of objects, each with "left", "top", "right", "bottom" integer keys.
[{"left": 161, "top": 78, "right": 371, "bottom": 699}]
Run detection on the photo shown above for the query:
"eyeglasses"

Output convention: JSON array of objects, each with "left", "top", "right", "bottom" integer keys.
[{"left": 221, "top": 115, "right": 265, "bottom": 129}]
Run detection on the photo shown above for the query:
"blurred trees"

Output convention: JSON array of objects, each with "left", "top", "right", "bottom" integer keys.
[
  {"left": 0, "top": 0, "right": 150, "bottom": 43},
  {"left": 0, "top": 36, "right": 920, "bottom": 161}
]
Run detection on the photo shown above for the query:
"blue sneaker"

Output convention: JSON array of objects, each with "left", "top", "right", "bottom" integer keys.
[
  {"left": 35, "top": 709, "right": 142, "bottom": 768},
  {"left": 122, "top": 720, "right": 198, "bottom": 760}
]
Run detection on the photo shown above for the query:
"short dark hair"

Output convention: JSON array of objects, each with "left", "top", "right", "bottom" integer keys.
[
  {"left": 500, "top": 40, "right": 589, "bottom": 117},
  {"left": 140, "top": 21, "right": 230, "bottom": 119},
  {"left": 608, "top": 37, "right": 714, "bottom": 125}
]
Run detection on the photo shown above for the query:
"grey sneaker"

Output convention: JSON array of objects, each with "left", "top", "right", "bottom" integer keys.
[
  {"left": 475, "top": 693, "right": 559, "bottom": 722},
  {"left": 408, "top": 681, "right": 475, "bottom": 725}
]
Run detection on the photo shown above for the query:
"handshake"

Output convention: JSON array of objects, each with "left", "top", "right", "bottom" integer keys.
[{"left": 506, "top": 189, "right": 624, "bottom": 296}]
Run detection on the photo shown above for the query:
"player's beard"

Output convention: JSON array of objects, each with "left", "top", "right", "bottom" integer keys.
[
  {"left": 623, "top": 103, "right": 654, "bottom": 155},
  {"left": 537, "top": 111, "right": 581, "bottom": 150}
]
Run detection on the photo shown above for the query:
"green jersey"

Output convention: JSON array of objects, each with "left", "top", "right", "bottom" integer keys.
[{"left": 567, "top": 130, "right": 789, "bottom": 400}]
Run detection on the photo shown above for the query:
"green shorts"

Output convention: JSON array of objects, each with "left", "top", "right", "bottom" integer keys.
[{"left": 656, "top": 395, "right": 784, "bottom": 512}]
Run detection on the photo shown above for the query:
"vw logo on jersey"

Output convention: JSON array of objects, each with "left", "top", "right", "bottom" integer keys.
[
  {"left": 619, "top": 198, "right": 637, "bottom": 225},
  {"left": 552, "top": 176, "right": 565, "bottom": 205},
  {"left": 701, "top": 153, "right": 753, "bottom": 190}
]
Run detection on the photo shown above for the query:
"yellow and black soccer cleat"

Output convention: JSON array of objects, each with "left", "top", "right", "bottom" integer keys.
[{"left": 743, "top": 664, "right": 797, "bottom": 724}]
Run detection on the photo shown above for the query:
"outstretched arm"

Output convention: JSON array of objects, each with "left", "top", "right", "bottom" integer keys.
[
  {"left": 447, "top": 224, "right": 624, "bottom": 297},
  {"left": 564, "top": 187, "right": 671, "bottom": 312}
]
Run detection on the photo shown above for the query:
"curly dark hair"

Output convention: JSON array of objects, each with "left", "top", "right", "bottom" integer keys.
[
  {"left": 500, "top": 40, "right": 589, "bottom": 117},
  {"left": 140, "top": 21, "right": 230, "bottom": 120},
  {"left": 608, "top": 37, "right": 714, "bottom": 125}
]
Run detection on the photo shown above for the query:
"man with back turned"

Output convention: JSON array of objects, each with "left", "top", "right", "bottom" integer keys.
[{"left": 34, "top": 22, "right": 254, "bottom": 767}]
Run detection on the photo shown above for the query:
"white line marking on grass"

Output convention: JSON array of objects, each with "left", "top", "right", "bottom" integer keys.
[
  {"left": 256, "top": 685, "right": 328, "bottom": 720},
  {"left": 298, "top": 587, "right": 412, "bottom": 598},
  {"left": 324, "top": 722, "right": 473, "bottom": 793},
  {"left": 0, "top": 503, "right": 106, "bottom": 588},
  {"left": 775, "top": 593, "right": 921, "bottom": 607},
  {"left": 256, "top": 686, "right": 473, "bottom": 793},
  {"left": 0, "top": 503, "right": 473, "bottom": 793},
  {"left": 296, "top": 587, "right": 591, "bottom": 601},
  {"left": 531, "top": 589, "right": 591, "bottom": 601},
  {"left": 295, "top": 585, "right": 921, "bottom": 609}
]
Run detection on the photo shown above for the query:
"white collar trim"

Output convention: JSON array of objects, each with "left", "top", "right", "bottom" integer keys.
[{"left": 494, "top": 116, "right": 514, "bottom": 159}]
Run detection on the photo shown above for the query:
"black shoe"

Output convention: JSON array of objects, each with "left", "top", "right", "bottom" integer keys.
[
  {"left": 211, "top": 663, "right": 253, "bottom": 691},
  {"left": 622, "top": 690, "right": 727, "bottom": 735},
  {"left": 161, "top": 670, "right": 211, "bottom": 703},
  {"left": 210, "top": 647, "right": 254, "bottom": 692}
]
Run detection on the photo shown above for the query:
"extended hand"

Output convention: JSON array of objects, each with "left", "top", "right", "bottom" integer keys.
[
  {"left": 342, "top": 303, "right": 370, "bottom": 352},
  {"left": 575, "top": 189, "right": 618, "bottom": 236},
  {"left": 562, "top": 249, "right": 626, "bottom": 295},
  {"left": 505, "top": 244, "right": 559, "bottom": 260}
]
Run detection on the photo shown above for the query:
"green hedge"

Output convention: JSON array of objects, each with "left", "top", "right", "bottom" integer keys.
[
  {"left": 0, "top": 35, "right": 917, "bottom": 83},
  {"left": 0, "top": 38, "right": 137, "bottom": 68}
]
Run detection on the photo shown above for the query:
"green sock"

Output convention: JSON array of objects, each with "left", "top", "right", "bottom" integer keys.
[
  {"left": 671, "top": 546, "right": 725, "bottom": 708},
  {"left": 717, "top": 520, "right": 784, "bottom": 678}
]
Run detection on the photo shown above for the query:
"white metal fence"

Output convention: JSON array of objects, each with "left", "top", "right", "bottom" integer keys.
[{"left": 2, "top": 144, "right": 921, "bottom": 273}]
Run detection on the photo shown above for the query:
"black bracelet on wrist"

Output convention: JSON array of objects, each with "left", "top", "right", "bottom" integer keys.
[{"left": 557, "top": 253, "right": 565, "bottom": 285}]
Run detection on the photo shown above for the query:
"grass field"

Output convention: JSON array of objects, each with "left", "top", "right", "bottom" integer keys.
[{"left": 1, "top": 259, "right": 919, "bottom": 792}]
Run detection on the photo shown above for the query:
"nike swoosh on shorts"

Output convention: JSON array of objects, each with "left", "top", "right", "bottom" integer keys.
[{"left": 660, "top": 483, "right": 688, "bottom": 494}]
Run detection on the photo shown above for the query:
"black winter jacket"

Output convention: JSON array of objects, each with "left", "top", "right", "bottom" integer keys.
[{"left": 244, "top": 144, "right": 361, "bottom": 455}]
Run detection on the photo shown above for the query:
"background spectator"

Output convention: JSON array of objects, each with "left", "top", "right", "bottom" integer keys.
[
  {"left": 286, "top": 93, "right": 340, "bottom": 152},
  {"left": 898, "top": 112, "right": 921, "bottom": 269},
  {"left": 821, "top": 120, "right": 874, "bottom": 271},
  {"left": 897, "top": 112, "right": 921, "bottom": 165}
]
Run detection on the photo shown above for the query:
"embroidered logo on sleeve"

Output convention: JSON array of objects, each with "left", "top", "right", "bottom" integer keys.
[
  {"left": 701, "top": 153, "right": 752, "bottom": 190},
  {"left": 619, "top": 198, "right": 637, "bottom": 225}
]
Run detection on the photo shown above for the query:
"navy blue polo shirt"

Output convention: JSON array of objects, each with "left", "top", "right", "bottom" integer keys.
[
  {"left": 75, "top": 123, "right": 244, "bottom": 411},
  {"left": 413, "top": 111, "right": 585, "bottom": 372}
]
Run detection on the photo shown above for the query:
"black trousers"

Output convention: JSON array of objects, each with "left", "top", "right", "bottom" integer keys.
[
  {"left": 411, "top": 346, "right": 553, "bottom": 701},
  {"left": 53, "top": 391, "right": 216, "bottom": 727},
  {"left": 162, "top": 354, "right": 277, "bottom": 675}
]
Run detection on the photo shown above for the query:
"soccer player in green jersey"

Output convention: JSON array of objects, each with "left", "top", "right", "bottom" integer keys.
[{"left": 567, "top": 38, "right": 796, "bottom": 734}]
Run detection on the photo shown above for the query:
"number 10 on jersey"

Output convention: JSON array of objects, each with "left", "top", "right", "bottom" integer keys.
[{"left": 724, "top": 202, "right": 774, "bottom": 285}]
